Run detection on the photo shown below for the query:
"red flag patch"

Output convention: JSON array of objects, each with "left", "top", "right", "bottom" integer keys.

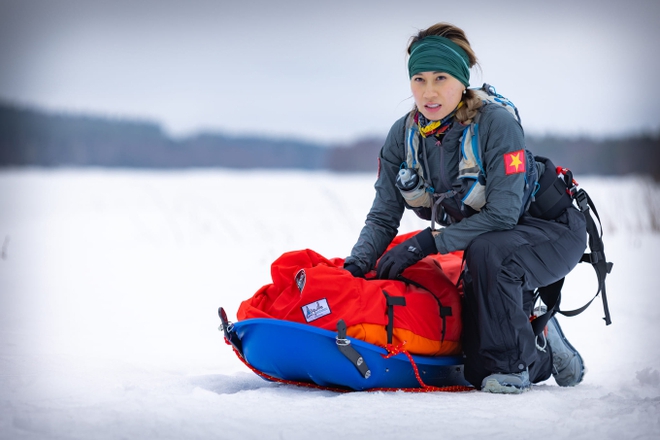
[{"left": 504, "top": 150, "right": 526, "bottom": 175}]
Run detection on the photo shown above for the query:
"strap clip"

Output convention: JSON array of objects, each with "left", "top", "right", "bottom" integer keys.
[
  {"left": 574, "top": 188, "right": 589, "bottom": 212},
  {"left": 336, "top": 319, "right": 371, "bottom": 379},
  {"left": 218, "top": 307, "right": 243, "bottom": 355}
]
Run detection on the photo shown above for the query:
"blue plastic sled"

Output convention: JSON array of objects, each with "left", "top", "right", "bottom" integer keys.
[{"left": 220, "top": 309, "right": 471, "bottom": 391}]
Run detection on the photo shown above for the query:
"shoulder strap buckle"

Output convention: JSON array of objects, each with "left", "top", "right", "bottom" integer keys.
[{"left": 574, "top": 188, "right": 589, "bottom": 212}]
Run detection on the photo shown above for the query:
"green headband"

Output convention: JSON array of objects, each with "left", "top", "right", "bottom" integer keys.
[{"left": 408, "top": 35, "right": 471, "bottom": 87}]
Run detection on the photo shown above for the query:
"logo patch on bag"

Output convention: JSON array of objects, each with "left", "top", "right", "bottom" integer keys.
[
  {"left": 301, "top": 299, "right": 331, "bottom": 322},
  {"left": 294, "top": 269, "right": 306, "bottom": 294},
  {"left": 504, "top": 150, "right": 526, "bottom": 175}
]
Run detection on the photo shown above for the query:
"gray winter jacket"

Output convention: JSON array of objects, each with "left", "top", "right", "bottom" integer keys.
[{"left": 345, "top": 102, "right": 544, "bottom": 274}]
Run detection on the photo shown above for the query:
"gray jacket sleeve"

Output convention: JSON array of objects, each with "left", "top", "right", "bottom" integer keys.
[
  {"left": 347, "top": 106, "right": 528, "bottom": 269},
  {"left": 344, "top": 116, "right": 408, "bottom": 273},
  {"left": 434, "top": 106, "right": 527, "bottom": 254}
]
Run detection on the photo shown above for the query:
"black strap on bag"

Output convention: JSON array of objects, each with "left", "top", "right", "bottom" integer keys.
[
  {"left": 561, "top": 183, "right": 613, "bottom": 324},
  {"left": 336, "top": 319, "right": 371, "bottom": 379},
  {"left": 531, "top": 279, "right": 564, "bottom": 336},
  {"left": 529, "top": 159, "right": 613, "bottom": 334},
  {"left": 382, "top": 290, "right": 406, "bottom": 345}
]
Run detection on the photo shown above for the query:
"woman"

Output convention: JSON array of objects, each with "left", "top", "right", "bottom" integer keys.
[{"left": 343, "top": 23, "right": 587, "bottom": 393}]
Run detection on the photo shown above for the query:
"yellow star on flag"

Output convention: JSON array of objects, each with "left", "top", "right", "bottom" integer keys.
[
  {"left": 504, "top": 150, "right": 526, "bottom": 175},
  {"left": 509, "top": 153, "right": 522, "bottom": 171}
]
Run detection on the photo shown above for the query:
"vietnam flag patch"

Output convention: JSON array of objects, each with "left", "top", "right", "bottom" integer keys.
[{"left": 504, "top": 150, "right": 526, "bottom": 175}]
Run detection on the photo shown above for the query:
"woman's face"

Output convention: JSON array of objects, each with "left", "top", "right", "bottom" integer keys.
[{"left": 411, "top": 72, "right": 465, "bottom": 121}]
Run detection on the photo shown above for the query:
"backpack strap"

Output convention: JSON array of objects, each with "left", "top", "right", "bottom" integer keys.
[
  {"left": 565, "top": 186, "right": 613, "bottom": 324},
  {"left": 530, "top": 168, "right": 613, "bottom": 335},
  {"left": 531, "top": 279, "right": 564, "bottom": 336},
  {"left": 456, "top": 85, "right": 536, "bottom": 217}
]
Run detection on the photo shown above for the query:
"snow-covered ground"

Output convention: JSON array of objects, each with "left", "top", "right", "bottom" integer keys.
[{"left": 1, "top": 168, "right": 659, "bottom": 440}]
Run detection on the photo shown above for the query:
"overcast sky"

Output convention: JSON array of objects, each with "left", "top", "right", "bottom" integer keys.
[{"left": 1, "top": 0, "right": 658, "bottom": 143}]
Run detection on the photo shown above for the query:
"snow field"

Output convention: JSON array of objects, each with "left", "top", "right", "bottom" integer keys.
[{"left": 1, "top": 169, "right": 659, "bottom": 440}]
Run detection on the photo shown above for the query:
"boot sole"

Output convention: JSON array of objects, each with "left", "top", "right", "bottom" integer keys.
[{"left": 481, "top": 377, "right": 531, "bottom": 394}]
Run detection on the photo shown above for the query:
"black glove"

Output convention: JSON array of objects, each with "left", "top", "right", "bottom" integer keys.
[
  {"left": 376, "top": 228, "right": 437, "bottom": 280},
  {"left": 344, "top": 263, "right": 365, "bottom": 278}
]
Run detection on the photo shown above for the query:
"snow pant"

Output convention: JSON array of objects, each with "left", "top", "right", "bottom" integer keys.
[{"left": 461, "top": 206, "right": 587, "bottom": 388}]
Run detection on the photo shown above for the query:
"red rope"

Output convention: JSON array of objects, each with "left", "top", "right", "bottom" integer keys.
[
  {"left": 378, "top": 343, "right": 473, "bottom": 392},
  {"left": 226, "top": 338, "right": 474, "bottom": 393},
  {"left": 232, "top": 346, "right": 351, "bottom": 393}
]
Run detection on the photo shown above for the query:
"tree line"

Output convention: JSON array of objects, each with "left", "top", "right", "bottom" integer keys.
[{"left": 1, "top": 102, "right": 658, "bottom": 181}]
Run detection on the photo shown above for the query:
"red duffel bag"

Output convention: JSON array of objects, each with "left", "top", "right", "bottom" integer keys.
[{"left": 237, "top": 232, "right": 464, "bottom": 356}]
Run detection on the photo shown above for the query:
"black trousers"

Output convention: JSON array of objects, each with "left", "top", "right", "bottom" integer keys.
[{"left": 461, "top": 207, "right": 587, "bottom": 388}]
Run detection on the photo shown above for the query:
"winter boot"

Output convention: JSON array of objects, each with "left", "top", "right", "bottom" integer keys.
[
  {"left": 481, "top": 369, "right": 531, "bottom": 394},
  {"left": 545, "top": 316, "right": 585, "bottom": 387}
]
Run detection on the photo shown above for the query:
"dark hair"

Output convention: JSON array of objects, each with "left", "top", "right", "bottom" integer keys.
[{"left": 408, "top": 23, "right": 482, "bottom": 124}]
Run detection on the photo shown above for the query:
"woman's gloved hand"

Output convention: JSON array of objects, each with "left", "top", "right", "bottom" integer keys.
[
  {"left": 344, "top": 263, "right": 365, "bottom": 278},
  {"left": 376, "top": 228, "right": 437, "bottom": 279}
]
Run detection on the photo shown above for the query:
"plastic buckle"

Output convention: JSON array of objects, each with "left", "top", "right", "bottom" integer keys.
[{"left": 575, "top": 189, "right": 589, "bottom": 212}]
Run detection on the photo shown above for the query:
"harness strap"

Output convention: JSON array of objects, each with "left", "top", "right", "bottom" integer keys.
[
  {"left": 382, "top": 290, "right": 406, "bottom": 345},
  {"left": 530, "top": 186, "right": 613, "bottom": 334},
  {"left": 336, "top": 319, "right": 372, "bottom": 379},
  {"left": 431, "top": 190, "right": 457, "bottom": 231},
  {"left": 572, "top": 188, "right": 613, "bottom": 325},
  {"left": 531, "top": 279, "right": 564, "bottom": 336}
]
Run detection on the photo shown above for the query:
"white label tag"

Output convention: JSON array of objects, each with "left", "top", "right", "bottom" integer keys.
[{"left": 301, "top": 298, "right": 331, "bottom": 323}]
